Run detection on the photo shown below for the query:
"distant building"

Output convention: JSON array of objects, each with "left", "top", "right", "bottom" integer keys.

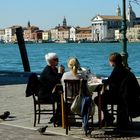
[
  {"left": 126, "top": 2, "right": 140, "bottom": 27},
  {"left": 23, "top": 21, "right": 39, "bottom": 41},
  {"left": 57, "top": 26, "right": 70, "bottom": 42},
  {"left": 91, "top": 3, "right": 140, "bottom": 42},
  {"left": 91, "top": 15, "right": 121, "bottom": 41},
  {"left": 76, "top": 26, "right": 92, "bottom": 42},
  {"left": 5, "top": 25, "right": 20, "bottom": 43},
  {"left": 115, "top": 3, "right": 140, "bottom": 42},
  {"left": 127, "top": 25, "right": 140, "bottom": 42},
  {"left": 69, "top": 27, "right": 76, "bottom": 41},
  {"left": 50, "top": 17, "right": 71, "bottom": 42},
  {"left": 31, "top": 30, "right": 43, "bottom": 42},
  {"left": 50, "top": 28, "right": 58, "bottom": 41},
  {"left": 0, "top": 29, "right": 5, "bottom": 43},
  {"left": 42, "top": 31, "right": 50, "bottom": 41}
]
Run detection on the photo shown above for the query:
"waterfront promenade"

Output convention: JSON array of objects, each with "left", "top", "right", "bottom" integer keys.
[{"left": 1, "top": 72, "right": 140, "bottom": 140}]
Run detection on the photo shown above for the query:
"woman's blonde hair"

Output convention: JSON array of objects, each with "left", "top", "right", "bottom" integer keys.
[{"left": 67, "top": 58, "right": 80, "bottom": 76}]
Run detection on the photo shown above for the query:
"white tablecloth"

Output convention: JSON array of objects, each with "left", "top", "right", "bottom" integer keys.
[{"left": 88, "top": 77, "right": 102, "bottom": 94}]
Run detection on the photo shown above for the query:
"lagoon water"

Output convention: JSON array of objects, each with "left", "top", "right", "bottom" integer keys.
[{"left": 0, "top": 43, "right": 140, "bottom": 77}]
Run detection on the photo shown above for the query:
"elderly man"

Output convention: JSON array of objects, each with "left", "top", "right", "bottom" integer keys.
[{"left": 38, "top": 52, "right": 64, "bottom": 125}]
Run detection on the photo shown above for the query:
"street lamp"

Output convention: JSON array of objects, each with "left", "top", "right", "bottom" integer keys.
[{"left": 121, "top": 0, "right": 128, "bottom": 67}]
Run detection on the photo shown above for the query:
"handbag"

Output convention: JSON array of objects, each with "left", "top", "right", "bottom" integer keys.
[{"left": 70, "top": 80, "right": 83, "bottom": 114}]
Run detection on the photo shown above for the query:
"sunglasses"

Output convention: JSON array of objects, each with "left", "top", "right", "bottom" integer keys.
[{"left": 53, "top": 58, "right": 59, "bottom": 61}]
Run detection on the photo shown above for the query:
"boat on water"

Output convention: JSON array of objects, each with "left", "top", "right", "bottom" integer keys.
[{"left": 55, "top": 40, "right": 67, "bottom": 43}]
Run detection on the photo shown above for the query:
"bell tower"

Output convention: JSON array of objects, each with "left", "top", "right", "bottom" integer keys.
[
  {"left": 27, "top": 21, "right": 31, "bottom": 28},
  {"left": 63, "top": 16, "right": 67, "bottom": 27},
  {"left": 116, "top": 5, "right": 121, "bottom": 16}
]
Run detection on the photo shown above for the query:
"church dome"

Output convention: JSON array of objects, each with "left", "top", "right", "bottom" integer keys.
[{"left": 127, "top": 2, "right": 136, "bottom": 20}]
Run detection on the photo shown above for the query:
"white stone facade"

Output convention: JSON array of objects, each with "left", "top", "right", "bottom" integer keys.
[
  {"left": 91, "top": 15, "right": 121, "bottom": 41},
  {"left": 69, "top": 27, "right": 76, "bottom": 41},
  {"left": 5, "top": 28, "right": 13, "bottom": 43}
]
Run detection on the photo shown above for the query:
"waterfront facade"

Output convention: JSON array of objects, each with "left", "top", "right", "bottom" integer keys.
[
  {"left": 42, "top": 31, "right": 50, "bottom": 42},
  {"left": 127, "top": 25, "right": 140, "bottom": 42},
  {"left": 57, "top": 26, "right": 70, "bottom": 42},
  {"left": 91, "top": 15, "right": 121, "bottom": 41},
  {"left": 115, "top": 25, "right": 140, "bottom": 42},
  {"left": 1, "top": 3, "right": 140, "bottom": 43},
  {"left": 69, "top": 27, "right": 76, "bottom": 41},
  {"left": 31, "top": 30, "right": 43, "bottom": 43},
  {"left": 76, "top": 26, "right": 92, "bottom": 42},
  {"left": 0, "top": 29, "right": 5, "bottom": 43},
  {"left": 5, "top": 26, "right": 20, "bottom": 43},
  {"left": 50, "top": 28, "right": 58, "bottom": 42},
  {"left": 23, "top": 22, "right": 39, "bottom": 42}
]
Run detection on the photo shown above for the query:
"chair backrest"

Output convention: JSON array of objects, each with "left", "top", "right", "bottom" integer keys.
[
  {"left": 119, "top": 71, "right": 140, "bottom": 100},
  {"left": 25, "top": 73, "right": 40, "bottom": 97},
  {"left": 64, "top": 79, "right": 88, "bottom": 103}
]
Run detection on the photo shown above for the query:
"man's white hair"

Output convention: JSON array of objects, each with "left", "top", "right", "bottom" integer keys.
[{"left": 45, "top": 52, "right": 58, "bottom": 63}]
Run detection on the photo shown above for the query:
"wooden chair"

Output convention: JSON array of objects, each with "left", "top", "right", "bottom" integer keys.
[
  {"left": 63, "top": 79, "right": 94, "bottom": 135},
  {"left": 106, "top": 72, "right": 136, "bottom": 127},
  {"left": 32, "top": 92, "right": 56, "bottom": 127},
  {"left": 26, "top": 73, "right": 56, "bottom": 127}
]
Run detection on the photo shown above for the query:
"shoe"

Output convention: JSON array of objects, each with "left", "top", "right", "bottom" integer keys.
[{"left": 49, "top": 116, "right": 54, "bottom": 123}]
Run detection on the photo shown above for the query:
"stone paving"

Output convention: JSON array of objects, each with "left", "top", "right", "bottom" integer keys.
[
  {"left": 0, "top": 124, "right": 81, "bottom": 140},
  {"left": 0, "top": 73, "right": 140, "bottom": 139}
]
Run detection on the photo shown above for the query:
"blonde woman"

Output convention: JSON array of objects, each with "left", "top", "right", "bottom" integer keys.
[
  {"left": 61, "top": 57, "right": 86, "bottom": 97},
  {"left": 61, "top": 58, "right": 92, "bottom": 135}
]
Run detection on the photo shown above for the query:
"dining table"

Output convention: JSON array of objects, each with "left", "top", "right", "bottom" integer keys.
[{"left": 87, "top": 77, "right": 104, "bottom": 128}]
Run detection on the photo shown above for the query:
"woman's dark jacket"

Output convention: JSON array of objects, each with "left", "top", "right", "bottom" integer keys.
[
  {"left": 105, "top": 64, "right": 129, "bottom": 96},
  {"left": 105, "top": 64, "right": 140, "bottom": 118}
]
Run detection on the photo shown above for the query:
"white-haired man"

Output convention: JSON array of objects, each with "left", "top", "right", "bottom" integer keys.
[{"left": 39, "top": 52, "right": 64, "bottom": 125}]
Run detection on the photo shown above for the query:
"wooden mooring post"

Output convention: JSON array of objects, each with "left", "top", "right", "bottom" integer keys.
[{"left": 16, "top": 27, "right": 31, "bottom": 72}]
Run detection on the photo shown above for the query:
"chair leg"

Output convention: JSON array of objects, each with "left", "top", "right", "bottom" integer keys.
[
  {"left": 38, "top": 104, "right": 41, "bottom": 124},
  {"left": 53, "top": 103, "right": 56, "bottom": 127},
  {"left": 65, "top": 106, "right": 69, "bottom": 135},
  {"left": 34, "top": 103, "right": 37, "bottom": 127},
  {"left": 66, "top": 126, "right": 68, "bottom": 135}
]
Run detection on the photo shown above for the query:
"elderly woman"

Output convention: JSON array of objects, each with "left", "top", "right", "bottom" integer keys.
[{"left": 39, "top": 52, "right": 64, "bottom": 125}]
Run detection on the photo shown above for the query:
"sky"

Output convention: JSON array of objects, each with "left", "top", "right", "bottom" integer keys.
[{"left": 0, "top": 0, "right": 140, "bottom": 30}]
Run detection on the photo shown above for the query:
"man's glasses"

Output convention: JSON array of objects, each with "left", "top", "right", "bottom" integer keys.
[{"left": 53, "top": 58, "right": 59, "bottom": 62}]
